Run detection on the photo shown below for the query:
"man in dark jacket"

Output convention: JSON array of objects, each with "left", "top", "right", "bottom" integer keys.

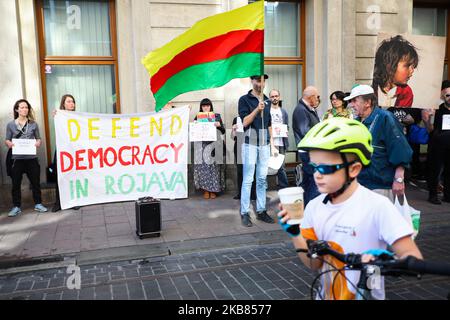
[
  {"left": 345, "top": 84, "right": 412, "bottom": 202},
  {"left": 292, "top": 86, "right": 321, "bottom": 206},
  {"left": 238, "top": 75, "right": 278, "bottom": 227},
  {"left": 424, "top": 80, "right": 450, "bottom": 204}
]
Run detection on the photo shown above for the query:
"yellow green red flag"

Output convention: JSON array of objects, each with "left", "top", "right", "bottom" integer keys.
[{"left": 141, "top": 1, "right": 264, "bottom": 111}]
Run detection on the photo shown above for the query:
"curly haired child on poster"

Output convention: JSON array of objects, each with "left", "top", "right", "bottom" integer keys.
[{"left": 372, "top": 35, "right": 419, "bottom": 108}]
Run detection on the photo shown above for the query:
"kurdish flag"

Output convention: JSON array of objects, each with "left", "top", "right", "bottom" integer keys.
[{"left": 142, "top": 1, "right": 264, "bottom": 112}]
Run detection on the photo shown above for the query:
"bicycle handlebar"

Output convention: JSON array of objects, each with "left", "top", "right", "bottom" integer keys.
[
  {"left": 303, "top": 240, "right": 450, "bottom": 277},
  {"left": 404, "top": 256, "right": 450, "bottom": 276}
]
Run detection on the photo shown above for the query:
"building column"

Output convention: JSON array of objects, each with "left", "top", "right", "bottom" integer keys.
[
  {"left": 305, "top": 0, "right": 356, "bottom": 116},
  {"left": 0, "top": 0, "right": 45, "bottom": 184}
]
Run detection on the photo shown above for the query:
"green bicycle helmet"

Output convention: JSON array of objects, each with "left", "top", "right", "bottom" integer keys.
[{"left": 298, "top": 117, "right": 373, "bottom": 166}]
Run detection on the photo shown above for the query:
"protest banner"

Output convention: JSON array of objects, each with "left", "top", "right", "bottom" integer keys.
[{"left": 54, "top": 107, "right": 189, "bottom": 209}]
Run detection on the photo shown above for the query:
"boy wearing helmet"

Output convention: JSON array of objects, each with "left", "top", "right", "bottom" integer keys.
[{"left": 278, "top": 117, "right": 422, "bottom": 300}]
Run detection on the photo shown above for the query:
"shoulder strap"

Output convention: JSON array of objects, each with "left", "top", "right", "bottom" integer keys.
[{"left": 14, "top": 120, "right": 27, "bottom": 139}]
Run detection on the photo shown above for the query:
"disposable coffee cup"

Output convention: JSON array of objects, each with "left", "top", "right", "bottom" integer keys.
[{"left": 278, "top": 187, "right": 304, "bottom": 225}]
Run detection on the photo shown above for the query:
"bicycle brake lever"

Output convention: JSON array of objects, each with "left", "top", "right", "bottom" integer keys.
[
  {"left": 307, "top": 240, "right": 331, "bottom": 257},
  {"left": 345, "top": 253, "right": 362, "bottom": 267}
]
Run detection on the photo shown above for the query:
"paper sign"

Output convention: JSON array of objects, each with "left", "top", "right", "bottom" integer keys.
[
  {"left": 443, "top": 115, "right": 450, "bottom": 130},
  {"left": 236, "top": 117, "right": 244, "bottom": 133},
  {"left": 189, "top": 122, "right": 217, "bottom": 142},
  {"left": 12, "top": 139, "right": 36, "bottom": 155},
  {"left": 196, "top": 112, "right": 215, "bottom": 123},
  {"left": 272, "top": 123, "right": 288, "bottom": 138}
]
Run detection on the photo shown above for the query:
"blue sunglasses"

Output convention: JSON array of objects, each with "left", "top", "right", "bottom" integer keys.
[{"left": 310, "top": 161, "right": 356, "bottom": 175}]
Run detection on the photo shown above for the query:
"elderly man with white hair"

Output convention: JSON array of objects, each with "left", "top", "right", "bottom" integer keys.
[{"left": 292, "top": 86, "right": 321, "bottom": 206}]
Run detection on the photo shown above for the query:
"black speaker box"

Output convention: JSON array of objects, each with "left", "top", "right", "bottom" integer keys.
[{"left": 135, "top": 197, "right": 161, "bottom": 239}]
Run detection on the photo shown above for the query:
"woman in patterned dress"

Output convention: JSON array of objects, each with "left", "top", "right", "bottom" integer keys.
[{"left": 193, "top": 98, "right": 225, "bottom": 199}]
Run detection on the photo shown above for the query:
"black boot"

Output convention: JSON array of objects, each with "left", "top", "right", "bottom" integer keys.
[
  {"left": 51, "top": 203, "right": 61, "bottom": 212},
  {"left": 428, "top": 195, "right": 441, "bottom": 205}
]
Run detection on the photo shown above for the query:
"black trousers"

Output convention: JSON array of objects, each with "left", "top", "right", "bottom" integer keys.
[
  {"left": 427, "top": 142, "right": 450, "bottom": 199},
  {"left": 11, "top": 158, "right": 42, "bottom": 207},
  {"left": 409, "top": 142, "right": 421, "bottom": 176},
  {"left": 52, "top": 151, "right": 61, "bottom": 207},
  {"left": 276, "top": 146, "right": 289, "bottom": 188}
]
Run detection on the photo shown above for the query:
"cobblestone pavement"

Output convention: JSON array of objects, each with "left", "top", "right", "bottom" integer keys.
[{"left": 0, "top": 222, "right": 449, "bottom": 300}]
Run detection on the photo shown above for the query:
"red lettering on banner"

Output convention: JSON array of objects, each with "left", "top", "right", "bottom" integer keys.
[
  {"left": 154, "top": 144, "right": 169, "bottom": 164},
  {"left": 88, "top": 148, "right": 104, "bottom": 169},
  {"left": 131, "top": 146, "right": 142, "bottom": 165},
  {"left": 60, "top": 143, "right": 183, "bottom": 173},
  {"left": 142, "top": 145, "right": 155, "bottom": 164},
  {"left": 170, "top": 143, "right": 184, "bottom": 164},
  {"left": 118, "top": 146, "right": 131, "bottom": 166},
  {"left": 75, "top": 149, "right": 87, "bottom": 170},
  {"left": 60, "top": 152, "right": 74, "bottom": 173},
  {"left": 104, "top": 147, "right": 118, "bottom": 167}
]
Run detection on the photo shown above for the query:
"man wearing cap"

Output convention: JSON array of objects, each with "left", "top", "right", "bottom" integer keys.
[
  {"left": 292, "top": 86, "right": 321, "bottom": 206},
  {"left": 238, "top": 74, "right": 278, "bottom": 227},
  {"left": 345, "top": 84, "right": 412, "bottom": 201},
  {"left": 423, "top": 80, "right": 450, "bottom": 204}
]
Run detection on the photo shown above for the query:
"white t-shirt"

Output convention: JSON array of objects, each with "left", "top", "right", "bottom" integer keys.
[
  {"left": 301, "top": 185, "right": 413, "bottom": 300},
  {"left": 270, "top": 107, "right": 284, "bottom": 147},
  {"left": 377, "top": 86, "right": 397, "bottom": 107}
]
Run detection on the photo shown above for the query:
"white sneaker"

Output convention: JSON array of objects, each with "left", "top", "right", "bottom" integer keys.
[
  {"left": 34, "top": 204, "right": 48, "bottom": 213},
  {"left": 8, "top": 207, "right": 21, "bottom": 217}
]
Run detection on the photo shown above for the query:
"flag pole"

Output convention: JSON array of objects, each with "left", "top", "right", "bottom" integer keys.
[
  {"left": 260, "top": 75, "right": 265, "bottom": 117},
  {"left": 260, "top": 75, "right": 266, "bottom": 148}
]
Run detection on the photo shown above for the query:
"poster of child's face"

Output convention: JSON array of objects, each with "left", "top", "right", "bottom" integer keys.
[{"left": 372, "top": 33, "right": 446, "bottom": 109}]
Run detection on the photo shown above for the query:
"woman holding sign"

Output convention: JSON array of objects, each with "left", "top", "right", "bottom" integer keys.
[
  {"left": 193, "top": 98, "right": 225, "bottom": 199},
  {"left": 50, "top": 94, "right": 78, "bottom": 212},
  {"left": 5, "top": 99, "right": 47, "bottom": 217}
]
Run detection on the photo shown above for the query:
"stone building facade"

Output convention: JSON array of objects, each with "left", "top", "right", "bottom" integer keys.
[{"left": 0, "top": 0, "right": 448, "bottom": 188}]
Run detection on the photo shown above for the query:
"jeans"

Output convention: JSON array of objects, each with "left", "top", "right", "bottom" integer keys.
[
  {"left": 234, "top": 142, "right": 256, "bottom": 199},
  {"left": 298, "top": 152, "right": 320, "bottom": 207},
  {"left": 240, "top": 144, "right": 270, "bottom": 215},
  {"left": 277, "top": 146, "right": 289, "bottom": 188}
]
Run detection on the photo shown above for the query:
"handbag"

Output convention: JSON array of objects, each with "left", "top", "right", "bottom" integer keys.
[
  {"left": 408, "top": 124, "right": 429, "bottom": 145},
  {"left": 267, "top": 154, "right": 285, "bottom": 176},
  {"left": 394, "top": 195, "right": 421, "bottom": 239},
  {"left": 5, "top": 128, "right": 24, "bottom": 177},
  {"left": 6, "top": 148, "right": 13, "bottom": 177}
]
